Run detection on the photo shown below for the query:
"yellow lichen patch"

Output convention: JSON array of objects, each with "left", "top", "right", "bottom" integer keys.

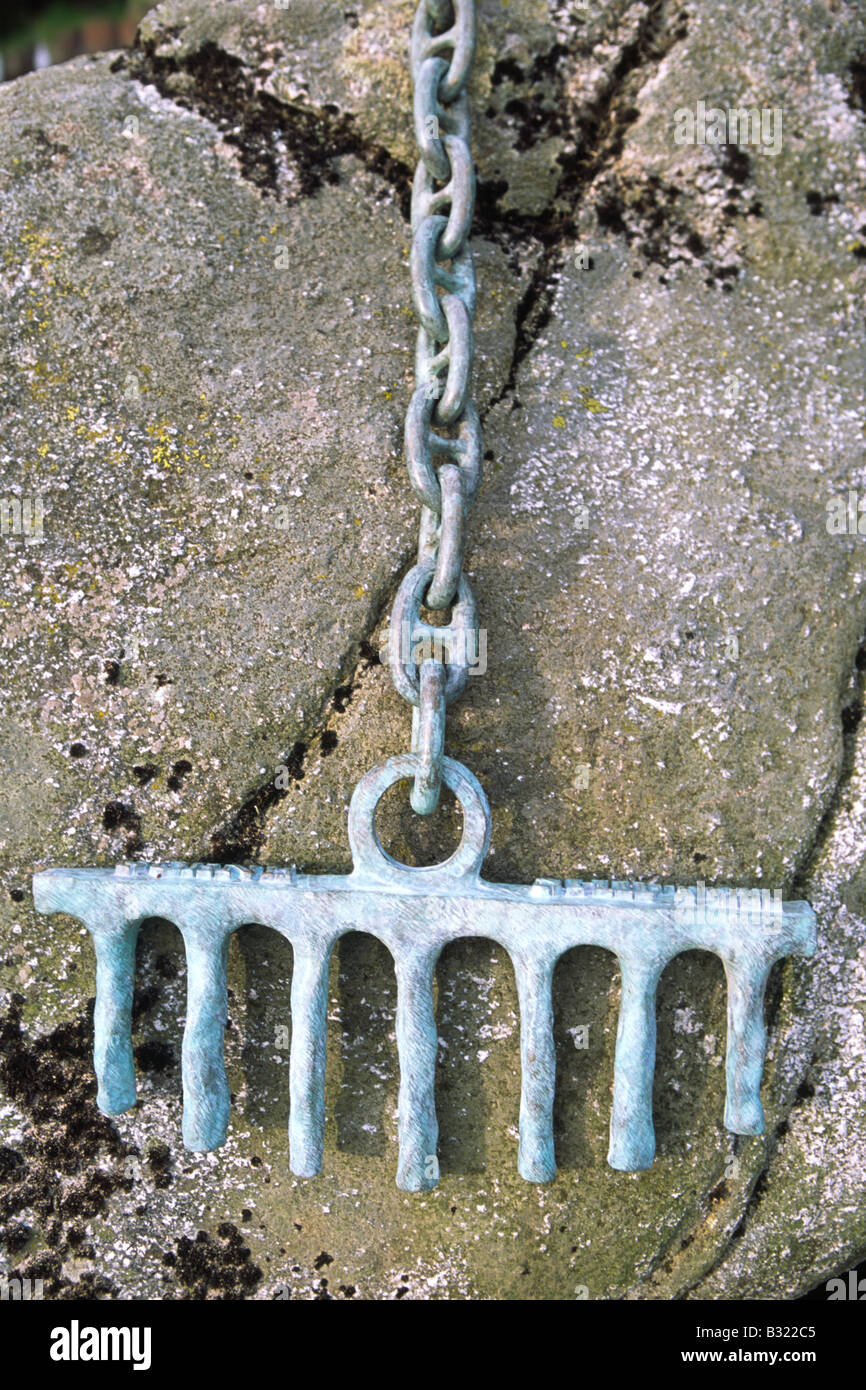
[
  {"left": 19, "top": 223, "right": 62, "bottom": 274},
  {"left": 26, "top": 359, "right": 71, "bottom": 403},
  {"left": 577, "top": 384, "right": 610, "bottom": 414},
  {"left": 144, "top": 419, "right": 181, "bottom": 469}
]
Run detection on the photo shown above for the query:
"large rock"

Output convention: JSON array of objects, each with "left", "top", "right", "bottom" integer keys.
[{"left": 0, "top": 0, "right": 864, "bottom": 1298}]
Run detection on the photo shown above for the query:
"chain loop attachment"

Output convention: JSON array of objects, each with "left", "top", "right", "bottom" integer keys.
[
  {"left": 389, "top": 562, "right": 478, "bottom": 706},
  {"left": 348, "top": 752, "right": 491, "bottom": 888},
  {"left": 405, "top": 388, "right": 481, "bottom": 513},
  {"left": 423, "top": 464, "right": 465, "bottom": 608},
  {"left": 411, "top": 214, "right": 476, "bottom": 340},
  {"left": 411, "top": 134, "right": 475, "bottom": 260},
  {"left": 412, "top": 0, "right": 477, "bottom": 106},
  {"left": 410, "top": 659, "right": 447, "bottom": 813},
  {"left": 415, "top": 300, "right": 473, "bottom": 424},
  {"left": 391, "top": 0, "right": 481, "bottom": 815}
]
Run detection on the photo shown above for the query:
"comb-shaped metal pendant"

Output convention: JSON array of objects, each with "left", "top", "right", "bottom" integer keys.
[{"left": 33, "top": 754, "right": 815, "bottom": 1191}]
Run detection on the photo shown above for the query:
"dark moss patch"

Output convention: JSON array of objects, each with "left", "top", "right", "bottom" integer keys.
[
  {"left": 847, "top": 51, "right": 866, "bottom": 113},
  {"left": 171, "top": 1223, "right": 262, "bottom": 1300},
  {"left": 101, "top": 800, "right": 143, "bottom": 853},
  {"left": 154, "top": 952, "right": 179, "bottom": 980},
  {"left": 78, "top": 225, "right": 116, "bottom": 257},
  {"left": 167, "top": 758, "right": 193, "bottom": 792},
  {"left": 0, "top": 995, "right": 131, "bottom": 1295},
  {"left": 125, "top": 36, "right": 411, "bottom": 212},
  {"left": 131, "top": 984, "right": 161, "bottom": 1022},
  {"left": 134, "top": 1039, "right": 175, "bottom": 1073},
  {"left": 146, "top": 1141, "right": 173, "bottom": 1190},
  {"left": 320, "top": 729, "right": 338, "bottom": 755}
]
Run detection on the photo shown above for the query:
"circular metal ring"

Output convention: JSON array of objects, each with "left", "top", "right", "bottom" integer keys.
[{"left": 348, "top": 752, "right": 491, "bottom": 887}]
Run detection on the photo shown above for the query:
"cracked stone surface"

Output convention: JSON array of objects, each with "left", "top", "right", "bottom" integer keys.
[{"left": 0, "top": 0, "right": 865, "bottom": 1299}]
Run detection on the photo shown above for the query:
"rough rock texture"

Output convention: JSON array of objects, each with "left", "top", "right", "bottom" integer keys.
[{"left": 0, "top": 0, "right": 864, "bottom": 1299}]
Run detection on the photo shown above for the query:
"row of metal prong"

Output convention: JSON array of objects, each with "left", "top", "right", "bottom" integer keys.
[{"left": 84, "top": 915, "right": 774, "bottom": 1188}]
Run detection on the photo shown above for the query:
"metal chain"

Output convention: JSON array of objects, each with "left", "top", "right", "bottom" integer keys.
[{"left": 389, "top": 0, "right": 481, "bottom": 815}]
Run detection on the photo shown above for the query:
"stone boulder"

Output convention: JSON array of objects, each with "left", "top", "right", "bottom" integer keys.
[{"left": 0, "top": 0, "right": 864, "bottom": 1298}]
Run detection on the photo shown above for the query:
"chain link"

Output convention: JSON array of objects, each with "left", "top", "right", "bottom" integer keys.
[{"left": 390, "top": 0, "right": 480, "bottom": 815}]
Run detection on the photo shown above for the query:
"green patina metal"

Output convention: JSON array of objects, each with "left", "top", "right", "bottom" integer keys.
[{"left": 33, "top": 754, "right": 816, "bottom": 1190}]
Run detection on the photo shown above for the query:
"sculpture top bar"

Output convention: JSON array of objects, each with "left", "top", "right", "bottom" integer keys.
[
  {"left": 33, "top": 754, "right": 814, "bottom": 924},
  {"left": 33, "top": 861, "right": 814, "bottom": 920}
]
